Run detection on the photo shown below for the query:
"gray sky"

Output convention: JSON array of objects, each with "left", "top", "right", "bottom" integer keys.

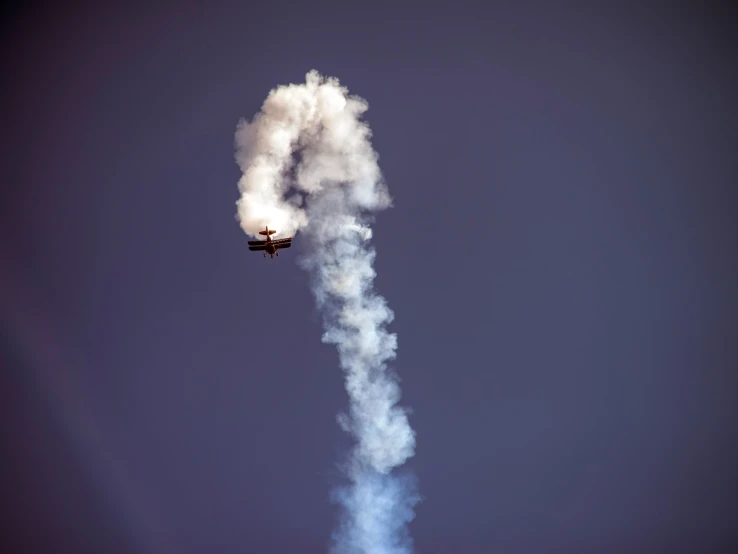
[{"left": 1, "top": 2, "right": 737, "bottom": 553}]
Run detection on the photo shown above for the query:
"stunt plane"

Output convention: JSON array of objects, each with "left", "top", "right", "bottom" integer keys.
[{"left": 248, "top": 226, "right": 292, "bottom": 259}]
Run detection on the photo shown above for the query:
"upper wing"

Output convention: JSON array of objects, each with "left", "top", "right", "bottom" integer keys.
[
  {"left": 275, "top": 242, "right": 292, "bottom": 249},
  {"left": 272, "top": 237, "right": 292, "bottom": 245},
  {"left": 248, "top": 245, "right": 267, "bottom": 251},
  {"left": 248, "top": 240, "right": 267, "bottom": 246}
]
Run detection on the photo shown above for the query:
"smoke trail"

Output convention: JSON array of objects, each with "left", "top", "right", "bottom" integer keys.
[{"left": 234, "top": 71, "right": 418, "bottom": 553}]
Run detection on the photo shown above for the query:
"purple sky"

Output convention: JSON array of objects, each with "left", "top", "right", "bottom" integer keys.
[{"left": 1, "top": 2, "right": 737, "bottom": 553}]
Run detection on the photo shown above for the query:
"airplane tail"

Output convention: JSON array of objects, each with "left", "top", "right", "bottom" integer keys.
[{"left": 258, "top": 227, "right": 277, "bottom": 236}]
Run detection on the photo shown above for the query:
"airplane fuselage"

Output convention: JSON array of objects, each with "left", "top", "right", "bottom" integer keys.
[{"left": 260, "top": 233, "right": 278, "bottom": 258}]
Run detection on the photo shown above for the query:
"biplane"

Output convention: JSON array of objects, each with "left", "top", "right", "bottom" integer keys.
[{"left": 248, "top": 226, "right": 292, "bottom": 259}]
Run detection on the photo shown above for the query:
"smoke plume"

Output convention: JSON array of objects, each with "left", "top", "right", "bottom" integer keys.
[{"left": 234, "top": 71, "right": 418, "bottom": 553}]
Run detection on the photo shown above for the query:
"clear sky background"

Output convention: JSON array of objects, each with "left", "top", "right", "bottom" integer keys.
[{"left": 1, "top": 2, "right": 736, "bottom": 553}]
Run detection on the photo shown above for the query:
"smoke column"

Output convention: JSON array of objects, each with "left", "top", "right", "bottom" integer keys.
[{"left": 234, "top": 71, "right": 418, "bottom": 553}]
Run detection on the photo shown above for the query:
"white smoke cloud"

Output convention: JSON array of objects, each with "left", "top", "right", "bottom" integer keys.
[
  {"left": 235, "top": 71, "right": 418, "bottom": 553},
  {"left": 235, "top": 70, "right": 391, "bottom": 240}
]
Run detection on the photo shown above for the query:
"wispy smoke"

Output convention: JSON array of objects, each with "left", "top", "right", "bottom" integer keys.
[{"left": 235, "top": 71, "right": 418, "bottom": 553}]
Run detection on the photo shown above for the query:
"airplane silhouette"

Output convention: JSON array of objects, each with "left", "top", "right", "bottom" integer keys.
[{"left": 247, "top": 226, "right": 292, "bottom": 259}]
